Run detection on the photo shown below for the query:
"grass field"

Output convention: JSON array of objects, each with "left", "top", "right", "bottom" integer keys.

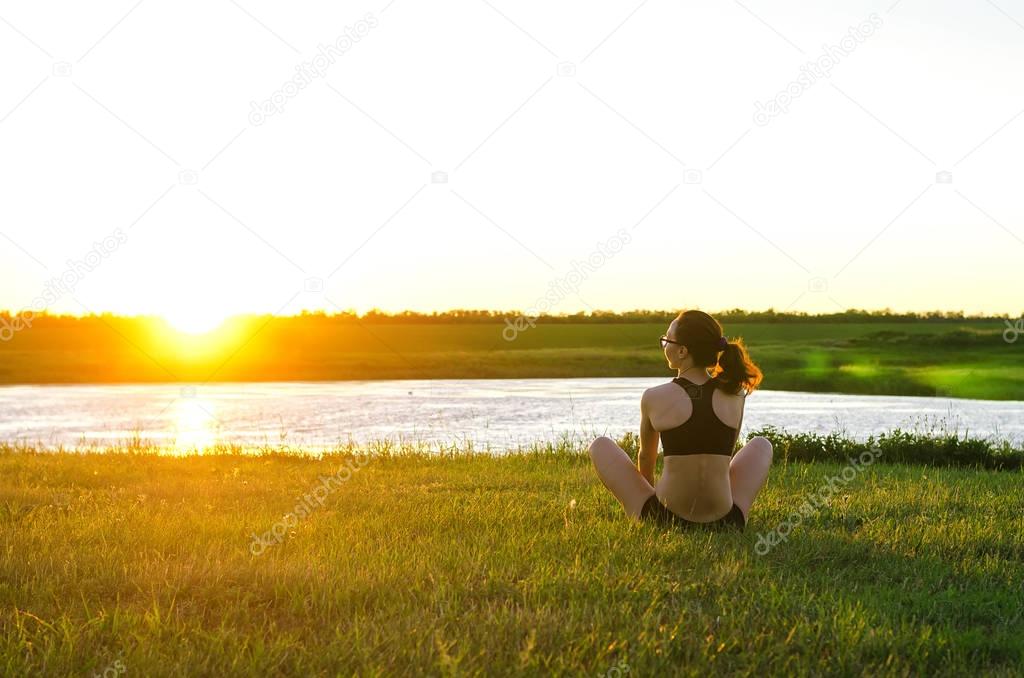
[
  {"left": 2, "top": 443, "right": 1022, "bottom": 676},
  {"left": 1, "top": 317, "right": 1021, "bottom": 400}
]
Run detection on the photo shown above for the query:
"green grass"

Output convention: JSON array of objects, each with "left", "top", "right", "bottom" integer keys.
[
  {"left": 2, "top": 442, "right": 1022, "bottom": 676},
  {"left": 1, "top": 318, "right": 1021, "bottom": 400}
]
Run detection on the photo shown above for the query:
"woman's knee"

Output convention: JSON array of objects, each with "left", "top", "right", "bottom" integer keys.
[
  {"left": 745, "top": 436, "right": 770, "bottom": 462},
  {"left": 589, "top": 437, "right": 625, "bottom": 475},
  {"left": 589, "top": 436, "right": 615, "bottom": 459},
  {"left": 735, "top": 436, "right": 772, "bottom": 469},
  {"left": 751, "top": 436, "right": 773, "bottom": 463}
]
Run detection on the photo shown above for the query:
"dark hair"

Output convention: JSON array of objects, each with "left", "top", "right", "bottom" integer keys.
[{"left": 673, "top": 309, "right": 763, "bottom": 395}]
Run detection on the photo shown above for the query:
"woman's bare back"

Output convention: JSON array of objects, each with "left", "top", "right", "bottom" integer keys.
[{"left": 644, "top": 375, "right": 747, "bottom": 521}]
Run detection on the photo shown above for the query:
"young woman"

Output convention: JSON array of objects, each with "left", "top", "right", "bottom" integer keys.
[{"left": 589, "top": 310, "right": 772, "bottom": 530}]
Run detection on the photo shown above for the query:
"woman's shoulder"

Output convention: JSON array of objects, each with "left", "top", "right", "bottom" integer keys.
[
  {"left": 642, "top": 381, "right": 681, "bottom": 406},
  {"left": 643, "top": 381, "right": 677, "bottom": 398}
]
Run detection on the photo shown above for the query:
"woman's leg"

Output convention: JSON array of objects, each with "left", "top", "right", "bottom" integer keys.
[
  {"left": 729, "top": 436, "right": 773, "bottom": 520},
  {"left": 588, "top": 436, "right": 656, "bottom": 519}
]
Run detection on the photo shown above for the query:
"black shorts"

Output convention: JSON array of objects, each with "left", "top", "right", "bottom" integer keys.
[{"left": 640, "top": 494, "right": 746, "bottom": 531}]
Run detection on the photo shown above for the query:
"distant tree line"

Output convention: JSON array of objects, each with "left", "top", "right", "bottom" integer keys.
[
  {"left": 327, "top": 308, "right": 1012, "bottom": 324},
  {"left": 3, "top": 307, "right": 1016, "bottom": 327}
]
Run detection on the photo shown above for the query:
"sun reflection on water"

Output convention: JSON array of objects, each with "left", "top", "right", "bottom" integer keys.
[{"left": 170, "top": 396, "right": 220, "bottom": 453}]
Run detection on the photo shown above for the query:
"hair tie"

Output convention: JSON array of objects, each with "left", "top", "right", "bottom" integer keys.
[{"left": 717, "top": 336, "right": 728, "bottom": 350}]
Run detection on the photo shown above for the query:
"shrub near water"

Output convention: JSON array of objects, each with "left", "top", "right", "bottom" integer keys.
[{"left": 750, "top": 426, "right": 1024, "bottom": 470}]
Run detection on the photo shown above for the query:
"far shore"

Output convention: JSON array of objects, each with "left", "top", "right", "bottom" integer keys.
[{"left": 0, "top": 318, "right": 1020, "bottom": 400}]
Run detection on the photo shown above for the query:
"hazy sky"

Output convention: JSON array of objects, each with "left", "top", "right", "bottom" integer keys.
[{"left": 1, "top": 0, "right": 1023, "bottom": 326}]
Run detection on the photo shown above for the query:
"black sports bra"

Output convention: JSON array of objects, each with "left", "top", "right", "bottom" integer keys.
[{"left": 660, "top": 376, "right": 740, "bottom": 457}]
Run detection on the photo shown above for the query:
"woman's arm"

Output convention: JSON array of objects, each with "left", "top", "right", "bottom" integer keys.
[{"left": 638, "top": 393, "right": 660, "bottom": 486}]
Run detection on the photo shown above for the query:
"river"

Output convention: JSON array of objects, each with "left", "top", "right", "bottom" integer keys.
[{"left": 1, "top": 378, "right": 1021, "bottom": 452}]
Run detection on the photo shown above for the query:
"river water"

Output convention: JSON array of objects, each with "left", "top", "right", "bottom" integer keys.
[{"left": 1, "top": 378, "right": 1020, "bottom": 452}]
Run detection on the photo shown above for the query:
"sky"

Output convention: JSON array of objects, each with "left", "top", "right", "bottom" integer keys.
[{"left": 1, "top": 0, "right": 1023, "bottom": 329}]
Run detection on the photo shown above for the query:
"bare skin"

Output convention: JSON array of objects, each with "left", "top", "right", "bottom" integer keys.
[{"left": 589, "top": 318, "right": 773, "bottom": 524}]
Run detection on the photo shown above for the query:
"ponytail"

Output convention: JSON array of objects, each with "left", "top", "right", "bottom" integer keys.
[
  {"left": 672, "top": 310, "right": 764, "bottom": 395},
  {"left": 713, "top": 337, "right": 763, "bottom": 395}
]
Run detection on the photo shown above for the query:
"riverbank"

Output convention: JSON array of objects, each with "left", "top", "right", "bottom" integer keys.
[{"left": 1, "top": 443, "right": 1021, "bottom": 675}]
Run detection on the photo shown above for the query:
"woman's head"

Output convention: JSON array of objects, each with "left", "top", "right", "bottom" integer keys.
[{"left": 662, "top": 309, "right": 763, "bottom": 394}]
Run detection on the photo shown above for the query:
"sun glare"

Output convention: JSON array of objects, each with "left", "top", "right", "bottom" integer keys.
[
  {"left": 146, "top": 309, "right": 247, "bottom": 359},
  {"left": 163, "top": 308, "right": 228, "bottom": 335},
  {"left": 172, "top": 396, "right": 219, "bottom": 452}
]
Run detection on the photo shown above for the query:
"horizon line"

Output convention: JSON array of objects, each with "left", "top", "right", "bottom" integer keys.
[{"left": 2, "top": 307, "right": 1019, "bottom": 321}]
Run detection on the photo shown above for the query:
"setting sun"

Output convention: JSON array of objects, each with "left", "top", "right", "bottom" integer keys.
[{"left": 162, "top": 307, "right": 228, "bottom": 335}]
